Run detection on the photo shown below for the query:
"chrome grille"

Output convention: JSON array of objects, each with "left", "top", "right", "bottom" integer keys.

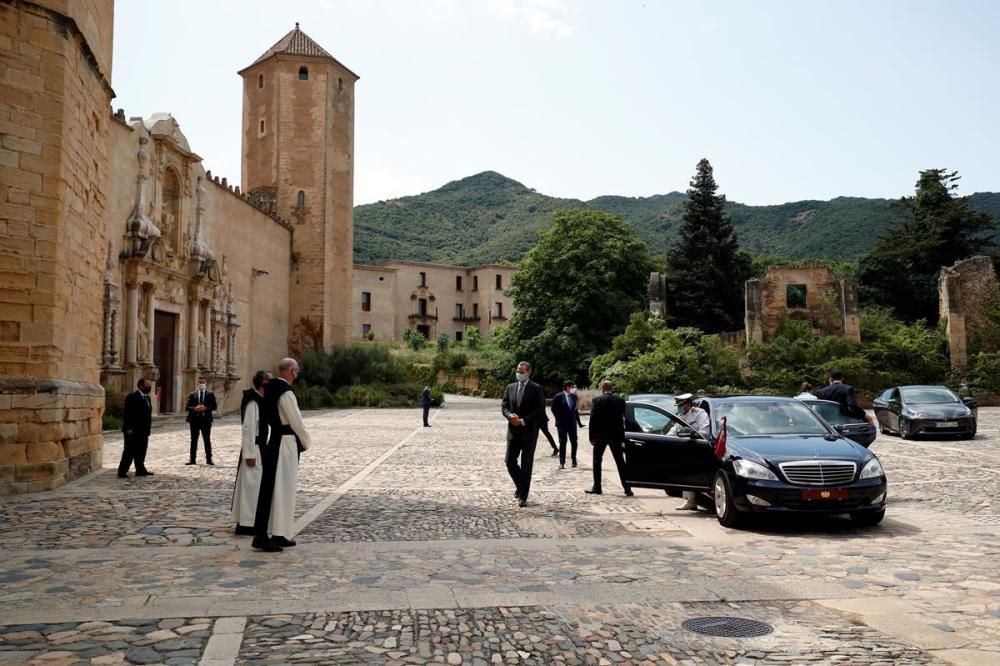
[{"left": 779, "top": 460, "right": 857, "bottom": 486}]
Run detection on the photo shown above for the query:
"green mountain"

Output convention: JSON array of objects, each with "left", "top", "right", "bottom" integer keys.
[{"left": 353, "top": 171, "right": 1000, "bottom": 265}]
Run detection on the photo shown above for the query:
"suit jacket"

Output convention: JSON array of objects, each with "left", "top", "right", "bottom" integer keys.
[
  {"left": 185, "top": 389, "right": 218, "bottom": 423},
  {"left": 816, "top": 382, "right": 863, "bottom": 418},
  {"left": 501, "top": 380, "right": 545, "bottom": 442},
  {"left": 421, "top": 387, "right": 432, "bottom": 407},
  {"left": 589, "top": 392, "right": 626, "bottom": 443},
  {"left": 122, "top": 390, "right": 152, "bottom": 437},
  {"left": 551, "top": 391, "right": 582, "bottom": 429}
]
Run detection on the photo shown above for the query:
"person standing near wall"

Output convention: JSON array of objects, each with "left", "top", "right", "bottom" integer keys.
[{"left": 118, "top": 378, "right": 153, "bottom": 478}]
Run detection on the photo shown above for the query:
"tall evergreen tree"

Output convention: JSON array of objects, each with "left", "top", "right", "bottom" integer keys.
[
  {"left": 858, "top": 169, "right": 996, "bottom": 323},
  {"left": 665, "top": 159, "right": 750, "bottom": 333}
]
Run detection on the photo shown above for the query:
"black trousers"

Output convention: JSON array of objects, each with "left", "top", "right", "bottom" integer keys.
[
  {"left": 253, "top": 442, "right": 281, "bottom": 538},
  {"left": 557, "top": 425, "right": 578, "bottom": 465},
  {"left": 592, "top": 439, "right": 630, "bottom": 492},
  {"left": 422, "top": 404, "right": 430, "bottom": 426},
  {"left": 118, "top": 433, "right": 149, "bottom": 475},
  {"left": 505, "top": 436, "right": 537, "bottom": 500},
  {"left": 538, "top": 421, "right": 557, "bottom": 450},
  {"left": 189, "top": 421, "right": 212, "bottom": 462}
]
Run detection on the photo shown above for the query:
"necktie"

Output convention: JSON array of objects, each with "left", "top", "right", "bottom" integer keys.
[
  {"left": 199, "top": 390, "right": 204, "bottom": 404},
  {"left": 516, "top": 382, "right": 524, "bottom": 408}
]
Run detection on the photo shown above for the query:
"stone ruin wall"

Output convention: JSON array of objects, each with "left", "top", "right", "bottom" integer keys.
[
  {"left": 745, "top": 265, "right": 860, "bottom": 345},
  {"left": 939, "top": 256, "right": 1000, "bottom": 370}
]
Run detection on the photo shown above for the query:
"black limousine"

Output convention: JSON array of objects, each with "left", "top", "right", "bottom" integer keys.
[{"left": 623, "top": 396, "right": 888, "bottom": 528}]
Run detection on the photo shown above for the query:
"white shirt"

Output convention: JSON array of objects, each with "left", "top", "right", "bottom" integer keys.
[
  {"left": 794, "top": 392, "right": 817, "bottom": 400},
  {"left": 677, "top": 406, "right": 711, "bottom": 440}
]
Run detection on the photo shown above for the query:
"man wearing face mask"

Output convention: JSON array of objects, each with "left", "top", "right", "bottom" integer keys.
[
  {"left": 118, "top": 377, "right": 154, "bottom": 478},
  {"left": 185, "top": 376, "right": 218, "bottom": 465},
  {"left": 501, "top": 361, "right": 545, "bottom": 507},
  {"left": 672, "top": 393, "right": 710, "bottom": 511},
  {"left": 551, "top": 380, "right": 585, "bottom": 469}
]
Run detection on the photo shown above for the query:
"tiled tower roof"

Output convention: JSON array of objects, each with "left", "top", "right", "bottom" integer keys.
[{"left": 251, "top": 23, "right": 334, "bottom": 66}]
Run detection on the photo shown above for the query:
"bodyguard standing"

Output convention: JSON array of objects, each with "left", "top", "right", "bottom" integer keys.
[
  {"left": 585, "top": 380, "right": 632, "bottom": 496},
  {"left": 551, "top": 380, "right": 585, "bottom": 469},
  {"left": 185, "top": 375, "right": 217, "bottom": 465},
  {"left": 501, "top": 361, "right": 545, "bottom": 507},
  {"left": 118, "top": 377, "right": 153, "bottom": 478}
]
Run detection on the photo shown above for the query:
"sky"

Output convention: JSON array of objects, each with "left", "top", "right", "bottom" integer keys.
[{"left": 112, "top": 0, "right": 999, "bottom": 206}]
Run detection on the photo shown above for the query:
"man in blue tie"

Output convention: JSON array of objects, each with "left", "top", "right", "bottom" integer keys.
[{"left": 551, "top": 380, "right": 585, "bottom": 469}]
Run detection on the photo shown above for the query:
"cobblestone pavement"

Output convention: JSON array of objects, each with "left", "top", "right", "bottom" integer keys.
[{"left": 0, "top": 397, "right": 997, "bottom": 664}]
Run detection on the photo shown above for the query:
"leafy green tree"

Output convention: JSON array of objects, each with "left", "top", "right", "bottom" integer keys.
[
  {"left": 858, "top": 169, "right": 996, "bottom": 323},
  {"left": 436, "top": 332, "right": 450, "bottom": 353},
  {"left": 665, "top": 159, "right": 751, "bottom": 333},
  {"left": 504, "top": 210, "right": 653, "bottom": 385}
]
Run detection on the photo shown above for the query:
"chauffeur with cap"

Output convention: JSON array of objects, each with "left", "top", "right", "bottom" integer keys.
[{"left": 672, "top": 393, "right": 710, "bottom": 511}]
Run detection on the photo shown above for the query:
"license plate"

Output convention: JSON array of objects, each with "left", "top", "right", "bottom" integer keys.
[
  {"left": 801, "top": 488, "right": 849, "bottom": 501},
  {"left": 936, "top": 421, "right": 958, "bottom": 428}
]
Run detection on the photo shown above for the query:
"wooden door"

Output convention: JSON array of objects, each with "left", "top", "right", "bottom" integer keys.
[{"left": 153, "top": 311, "right": 177, "bottom": 413}]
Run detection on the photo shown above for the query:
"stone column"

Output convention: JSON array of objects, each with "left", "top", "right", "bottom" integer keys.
[
  {"left": 125, "top": 281, "right": 139, "bottom": 365},
  {"left": 187, "top": 299, "right": 199, "bottom": 369},
  {"left": 145, "top": 284, "right": 155, "bottom": 362}
]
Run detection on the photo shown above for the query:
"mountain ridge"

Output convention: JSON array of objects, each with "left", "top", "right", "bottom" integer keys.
[{"left": 353, "top": 171, "right": 1000, "bottom": 265}]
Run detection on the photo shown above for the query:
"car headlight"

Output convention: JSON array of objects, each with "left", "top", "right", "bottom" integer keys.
[
  {"left": 732, "top": 459, "right": 779, "bottom": 481},
  {"left": 959, "top": 408, "right": 972, "bottom": 417},
  {"left": 859, "top": 457, "right": 884, "bottom": 479},
  {"left": 904, "top": 409, "right": 924, "bottom": 418}
]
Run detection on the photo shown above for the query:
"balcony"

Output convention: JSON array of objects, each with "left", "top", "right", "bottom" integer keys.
[
  {"left": 453, "top": 316, "right": 482, "bottom": 323},
  {"left": 408, "top": 313, "right": 438, "bottom": 322}
]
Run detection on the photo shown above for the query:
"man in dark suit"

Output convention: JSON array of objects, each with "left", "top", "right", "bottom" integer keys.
[
  {"left": 118, "top": 377, "right": 153, "bottom": 478},
  {"left": 185, "top": 375, "right": 218, "bottom": 465},
  {"left": 501, "top": 360, "right": 545, "bottom": 507},
  {"left": 816, "top": 371, "right": 865, "bottom": 419},
  {"left": 551, "top": 379, "right": 585, "bottom": 469},
  {"left": 585, "top": 380, "right": 632, "bottom": 496},
  {"left": 421, "top": 385, "right": 432, "bottom": 427}
]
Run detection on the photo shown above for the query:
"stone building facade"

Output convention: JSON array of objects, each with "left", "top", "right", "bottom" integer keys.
[
  {"left": 939, "top": 256, "right": 1000, "bottom": 370},
  {"left": 352, "top": 261, "right": 517, "bottom": 343},
  {"left": 745, "top": 265, "right": 861, "bottom": 345}
]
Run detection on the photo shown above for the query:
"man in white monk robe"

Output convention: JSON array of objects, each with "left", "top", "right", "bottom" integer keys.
[
  {"left": 233, "top": 370, "right": 269, "bottom": 535},
  {"left": 252, "top": 358, "right": 311, "bottom": 552}
]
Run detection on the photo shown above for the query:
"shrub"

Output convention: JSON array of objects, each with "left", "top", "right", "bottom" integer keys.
[
  {"left": 403, "top": 328, "right": 426, "bottom": 351},
  {"left": 102, "top": 413, "right": 122, "bottom": 432},
  {"left": 969, "top": 353, "right": 1000, "bottom": 393},
  {"left": 300, "top": 344, "right": 406, "bottom": 390},
  {"left": 297, "top": 385, "right": 336, "bottom": 410},
  {"left": 436, "top": 332, "right": 449, "bottom": 353},
  {"left": 465, "top": 326, "right": 483, "bottom": 350},
  {"left": 366, "top": 330, "right": 376, "bottom": 341}
]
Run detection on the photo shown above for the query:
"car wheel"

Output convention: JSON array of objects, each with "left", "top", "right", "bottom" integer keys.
[
  {"left": 850, "top": 508, "right": 885, "bottom": 527},
  {"left": 713, "top": 471, "right": 743, "bottom": 529},
  {"left": 898, "top": 419, "right": 911, "bottom": 440}
]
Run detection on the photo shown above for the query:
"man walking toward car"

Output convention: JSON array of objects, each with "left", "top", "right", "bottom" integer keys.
[
  {"left": 501, "top": 361, "right": 545, "bottom": 507},
  {"left": 185, "top": 375, "right": 217, "bottom": 465},
  {"left": 551, "top": 380, "right": 585, "bottom": 469},
  {"left": 585, "top": 380, "right": 632, "bottom": 497}
]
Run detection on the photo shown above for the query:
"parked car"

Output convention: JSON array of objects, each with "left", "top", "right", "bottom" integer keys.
[
  {"left": 872, "top": 385, "right": 977, "bottom": 440},
  {"left": 627, "top": 394, "right": 675, "bottom": 411},
  {"left": 800, "top": 399, "right": 877, "bottom": 448},
  {"left": 623, "top": 396, "right": 888, "bottom": 528}
]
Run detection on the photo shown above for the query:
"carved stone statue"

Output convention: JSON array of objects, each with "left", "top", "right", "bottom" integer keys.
[
  {"left": 197, "top": 331, "right": 208, "bottom": 368},
  {"left": 126, "top": 134, "right": 161, "bottom": 254}
]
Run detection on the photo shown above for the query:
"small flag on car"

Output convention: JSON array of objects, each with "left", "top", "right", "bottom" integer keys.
[{"left": 714, "top": 416, "right": 727, "bottom": 459}]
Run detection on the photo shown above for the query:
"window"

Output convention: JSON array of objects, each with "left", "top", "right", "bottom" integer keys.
[
  {"left": 455, "top": 331, "right": 463, "bottom": 342},
  {"left": 496, "top": 274, "right": 502, "bottom": 289},
  {"left": 259, "top": 119, "right": 265, "bottom": 134},
  {"left": 472, "top": 275, "right": 479, "bottom": 291},
  {"left": 786, "top": 284, "right": 807, "bottom": 309},
  {"left": 361, "top": 291, "right": 371, "bottom": 312},
  {"left": 297, "top": 190, "right": 305, "bottom": 207},
  {"left": 455, "top": 303, "right": 464, "bottom": 319},
  {"left": 299, "top": 66, "right": 309, "bottom": 80},
  {"left": 419, "top": 271, "right": 426, "bottom": 287},
  {"left": 494, "top": 302, "right": 503, "bottom": 318},
  {"left": 633, "top": 406, "right": 672, "bottom": 435},
  {"left": 362, "top": 323, "right": 371, "bottom": 336},
  {"left": 418, "top": 298, "right": 427, "bottom": 316},
  {"left": 257, "top": 73, "right": 264, "bottom": 88},
  {"left": 338, "top": 77, "right": 343, "bottom": 90},
  {"left": 455, "top": 276, "right": 462, "bottom": 291},
  {"left": 472, "top": 303, "right": 479, "bottom": 319}
]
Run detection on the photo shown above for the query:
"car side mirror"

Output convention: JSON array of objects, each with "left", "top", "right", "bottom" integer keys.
[
  {"left": 834, "top": 424, "right": 846, "bottom": 434},
  {"left": 888, "top": 398, "right": 899, "bottom": 406},
  {"left": 962, "top": 397, "right": 977, "bottom": 408},
  {"left": 675, "top": 426, "right": 696, "bottom": 438}
]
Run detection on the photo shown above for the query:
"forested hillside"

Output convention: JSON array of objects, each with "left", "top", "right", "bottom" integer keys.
[{"left": 353, "top": 171, "right": 1000, "bottom": 265}]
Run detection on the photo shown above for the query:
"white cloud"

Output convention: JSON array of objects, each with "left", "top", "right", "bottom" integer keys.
[{"left": 486, "top": 0, "right": 575, "bottom": 39}]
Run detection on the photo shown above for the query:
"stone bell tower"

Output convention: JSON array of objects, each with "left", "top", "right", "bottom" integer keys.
[{"left": 238, "top": 24, "right": 358, "bottom": 348}]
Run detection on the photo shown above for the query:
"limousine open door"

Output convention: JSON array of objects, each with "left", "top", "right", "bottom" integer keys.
[{"left": 623, "top": 402, "right": 717, "bottom": 491}]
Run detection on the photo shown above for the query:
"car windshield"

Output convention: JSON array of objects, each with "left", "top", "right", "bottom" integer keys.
[
  {"left": 901, "top": 387, "right": 958, "bottom": 404},
  {"left": 804, "top": 401, "right": 855, "bottom": 425},
  {"left": 715, "top": 400, "right": 830, "bottom": 436}
]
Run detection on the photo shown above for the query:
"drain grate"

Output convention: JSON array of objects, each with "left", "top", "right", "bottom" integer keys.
[{"left": 682, "top": 616, "right": 774, "bottom": 638}]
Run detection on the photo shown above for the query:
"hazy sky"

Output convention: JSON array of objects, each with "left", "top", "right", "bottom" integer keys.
[{"left": 112, "top": 0, "right": 999, "bottom": 206}]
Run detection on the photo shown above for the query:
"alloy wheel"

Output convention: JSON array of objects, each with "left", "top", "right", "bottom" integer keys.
[{"left": 714, "top": 476, "right": 727, "bottom": 518}]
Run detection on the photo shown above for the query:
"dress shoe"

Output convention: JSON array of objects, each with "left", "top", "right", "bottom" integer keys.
[
  {"left": 251, "top": 537, "right": 282, "bottom": 552},
  {"left": 424, "top": 424, "right": 431, "bottom": 427},
  {"left": 185, "top": 461, "right": 196, "bottom": 465},
  {"left": 135, "top": 470, "right": 154, "bottom": 476},
  {"left": 517, "top": 498, "right": 528, "bottom": 508},
  {"left": 550, "top": 450, "right": 558, "bottom": 457},
  {"left": 117, "top": 473, "right": 128, "bottom": 478},
  {"left": 572, "top": 461, "right": 578, "bottom": 468},
  {"left": 272, "top": 536, "right": 296, "bottom": 548},
  {"left": 624, "top": 489, "right": 634, "bottom": 497},
  {"left": 234, "top": 525, "right": 255, "bottom": 536},
  {"left": 585, "top": 488, "right": 602, "bottom": 495},
  {"left": 206, "top": 460, "right": 215, "bottom": 466},
  {"left": 560, "top": 464, "right": 565, "bottom": 470}
]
